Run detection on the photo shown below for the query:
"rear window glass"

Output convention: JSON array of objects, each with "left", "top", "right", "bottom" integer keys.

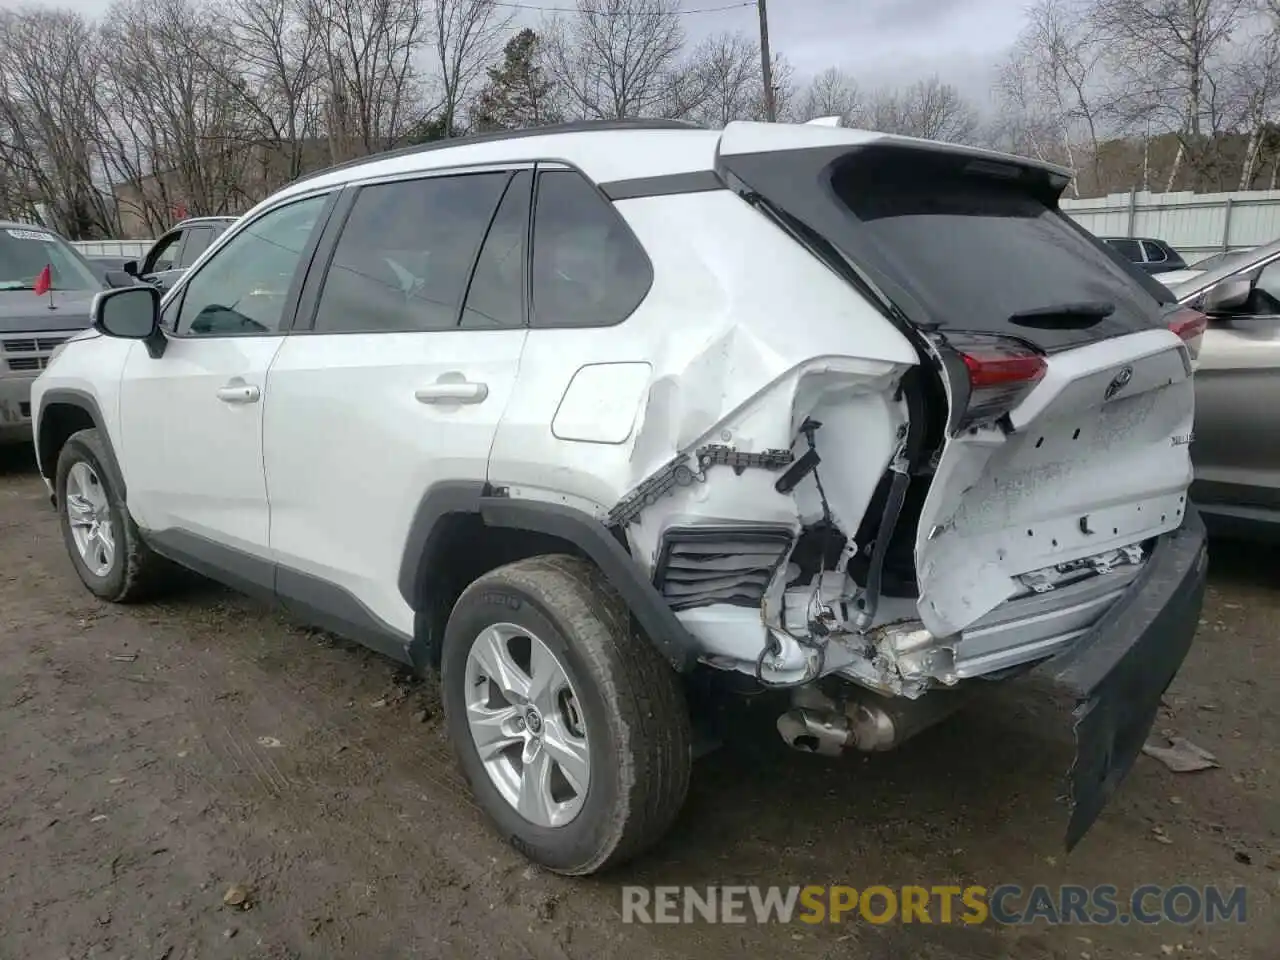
[
  {"left": 1106, "top": 238, "right": 1142, "bottom": 261},
  {"left": 829, "top": 151, "right": 1167, "bottom": 349}
]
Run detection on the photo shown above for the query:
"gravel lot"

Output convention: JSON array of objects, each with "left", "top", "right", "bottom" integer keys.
[{"left": 1, "top": 444, "right": 1276, "bottom": 960}]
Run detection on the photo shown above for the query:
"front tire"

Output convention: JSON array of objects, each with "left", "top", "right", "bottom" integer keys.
[
  {"left": 441, "top": 555, "right": 692, "bottom": 875},
  {"left": 55, "top": 428, "right": 169, "bottom": 602}
]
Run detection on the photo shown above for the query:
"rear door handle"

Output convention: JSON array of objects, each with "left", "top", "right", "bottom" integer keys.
[
  {"left": 216, "top": 383, "right": 260, "bottom": 404},
  {"left": 415, "top": 381, "right": 488, "bottom": 405}
]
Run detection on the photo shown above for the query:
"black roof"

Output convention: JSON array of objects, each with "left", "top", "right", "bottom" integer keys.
[{"left": 289, "top": 119, "right": 703, "bottom": 187}]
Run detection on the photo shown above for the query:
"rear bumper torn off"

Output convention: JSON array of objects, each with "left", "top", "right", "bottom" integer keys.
[{"left": 1021, "top": 506, "right": 1208, "bottom": 849}]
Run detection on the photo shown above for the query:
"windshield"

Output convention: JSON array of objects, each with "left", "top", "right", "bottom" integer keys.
[{"left": 0, "top": 226, "right": 102, "bottom": 291}]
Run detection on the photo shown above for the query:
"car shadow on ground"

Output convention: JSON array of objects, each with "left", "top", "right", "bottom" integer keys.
[{"left": 0, "top": 443, "right": 38, "bottom": 476}]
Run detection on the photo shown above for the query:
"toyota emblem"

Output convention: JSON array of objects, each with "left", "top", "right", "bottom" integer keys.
[{"left": 1104, "top": 365, "right": 1134, "bottom": 401}]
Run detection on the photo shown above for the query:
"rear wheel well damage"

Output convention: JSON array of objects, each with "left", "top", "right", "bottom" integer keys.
[{"left": 402, "top": 488, "right": 699, "bottom": 675}]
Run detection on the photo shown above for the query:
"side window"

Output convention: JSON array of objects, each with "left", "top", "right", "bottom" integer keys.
[
  {"left": 175, "top": 194, "right": 327, "bottom": 337},
  {"left": 530, "top": 170, "right": 652, "bottom": 329},
  {"left": 179, "top": 226, "right": 214, "bottom": 267},
  {"left": 1106, "top": 238, "right": 1142, "bottom": 262},
  {"left": 1251, "top": 260, "right": 1280, "bottom": 312},
  {"left": 313, "top": 172, "right": 509, "bottom": 334},
  {"left": 461, "top": 171, "right": 531, "bottom": 330},
  {"left": 1141, "top": 240, "right": 1168, "bottom": 263},
  {"left": 145, "top": 231, "right": 183, "bottom": 273}
]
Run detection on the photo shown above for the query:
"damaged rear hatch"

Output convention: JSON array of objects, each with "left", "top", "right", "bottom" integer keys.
[{"left": 716, "top": 123, "right": 1208, "bottom": 844}]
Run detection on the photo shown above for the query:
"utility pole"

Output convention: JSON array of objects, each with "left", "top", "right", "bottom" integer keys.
[{"left": 757, "top": 0, "right": 776, "bottom": 122}]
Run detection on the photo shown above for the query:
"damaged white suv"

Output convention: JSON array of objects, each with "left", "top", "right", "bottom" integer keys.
[{"left": 33, "top": 119, "right": 1209, "bottom": 875}]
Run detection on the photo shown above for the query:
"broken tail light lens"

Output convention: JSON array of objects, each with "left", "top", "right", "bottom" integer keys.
[
  {"left": 1166, "top": 307, "right": 1208, "bottom": 362},
  {"left": 950, "top": 334, "right": 1048, "bottom": 431}
]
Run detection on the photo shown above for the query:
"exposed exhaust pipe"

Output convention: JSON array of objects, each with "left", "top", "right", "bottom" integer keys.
[{"left": 777, "top": 686, "right": 972, "bottom": 756}]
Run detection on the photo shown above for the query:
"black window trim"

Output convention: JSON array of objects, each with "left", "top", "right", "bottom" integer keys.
[
  {"left": 144, "top": 227, "right": 185, "bottom": 274},
  {"left": 1141, "top": 239, "right": 1168, "bottom": 264},
  {"left": 457, "top": 168, "right": 534, "bottom": 331},
  {"left": 162, "top": 188, "right": 340, "bottom": 341}
]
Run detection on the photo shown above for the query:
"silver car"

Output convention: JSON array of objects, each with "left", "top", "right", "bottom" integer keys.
[{"left": 1165, "top": 239, "right": 1280, "bottom": 539}]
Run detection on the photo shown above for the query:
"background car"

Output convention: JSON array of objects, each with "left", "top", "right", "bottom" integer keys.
[
  {"left": 1165, "top": 238, "right": 1280, "bottom": 540},
  {"left": 0, "top": 222, "right": 124, "bottom": 445},
  {"left": 123, "top": 216, "right": 237, "bottom": 293},
  {"left": 1100, "top": 236, "right": 1189, "bottom": 275}
]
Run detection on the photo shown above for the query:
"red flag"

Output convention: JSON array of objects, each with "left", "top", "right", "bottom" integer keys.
[{"left": 33, "top": 264, "right": 51, "bottom": 296}]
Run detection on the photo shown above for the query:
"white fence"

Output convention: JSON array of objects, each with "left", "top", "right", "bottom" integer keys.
[
  {"left": 70, "top": 239, "right": 150, "bottom": 259},
  {"left": 1061, "top": 189, "right": 1280, "bottom": 262}
]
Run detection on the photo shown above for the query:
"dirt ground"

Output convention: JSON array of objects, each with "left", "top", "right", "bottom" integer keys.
[{"left": 1, "top": 444, "right": 1276, "bottom": 960}]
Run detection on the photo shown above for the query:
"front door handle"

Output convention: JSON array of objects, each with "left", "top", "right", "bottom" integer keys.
[
  {"left": 415, "top": 381, "right": 488, "bottom": 405},
  {"left": 216, "top": 383, "right": 260, "bottom": 404}
]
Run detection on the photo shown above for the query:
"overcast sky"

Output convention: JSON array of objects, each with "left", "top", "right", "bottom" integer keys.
[
  {"left": 12, "top": 0, "right": 1028, "bottom": 109},
  {"left": 685, "top": 0, "right": 1024, "bottom": 106}
]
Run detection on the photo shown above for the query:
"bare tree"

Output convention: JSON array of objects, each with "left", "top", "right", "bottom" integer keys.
[
  {"left": 1091, "top": 0, "right": 1250, "bottom": 190},
  {"left": 0, "top": 9, "right": 116, "bottom": 237},
  {"left": 304, "top": 0, "right": 431, "bottom": 159},
  {"left": 1000, "top": 0, "right": 1106, "bottom": 193},
  {"left": 685, "top": 32, "right": 761, "bottom": 127},
  {"left": 797, "top": 66, "right": 861, "bottom": 123},
  {"left": 98, "top": 0, "right": 257, "bottom": 234},
  {"left": 541, "top": 0, "right": 685, "bottom": 120},
  {"left": 866, "top": 76, "right": 979, "bottom": 143},
  {"left": 431, "top": 0, "right": 512, "bottom": 135},
  {"left": 214, "top": 0, "right": 325, "bottom": 185},
  {"left": 994, "top": 50, "right": 1071, "bottom": 171},
  {"left": 1232, "top": 3, "right": 1280, "bottom": 187}
]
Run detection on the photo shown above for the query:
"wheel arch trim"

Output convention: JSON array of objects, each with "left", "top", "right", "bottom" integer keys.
[
  {"left": 36, "top": 388, "right": 126, "bottom": 503},
  {"left": 399, "top": 482, "right": 698, "bottom": 673}
]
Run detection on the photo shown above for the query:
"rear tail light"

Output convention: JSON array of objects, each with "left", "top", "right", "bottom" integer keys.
[
  {"left": 1167, "top": 307, "right": 1207, "bottom": 361},
  {"left": 950, "top": 334, "right": 1048, "bottom": 431}
]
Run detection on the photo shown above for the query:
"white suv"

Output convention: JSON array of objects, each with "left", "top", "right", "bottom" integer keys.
[{"left": 33, "top": 119, "right": 1210, "bottom": 875}]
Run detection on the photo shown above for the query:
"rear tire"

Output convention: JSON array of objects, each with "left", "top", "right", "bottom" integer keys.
[
  {"left": 441, "top": 554, "right": 692, "bottom": 875},
  {"left": 55, "top": 428, "right": 170, "bottom": 602}
]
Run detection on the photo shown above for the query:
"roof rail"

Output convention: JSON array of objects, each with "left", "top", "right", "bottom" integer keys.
[{"left": 290, "top": 119, "right": 705, "bottom": 187}]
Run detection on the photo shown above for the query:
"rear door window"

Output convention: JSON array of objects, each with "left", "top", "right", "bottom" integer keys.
[
  {"left": 314, "top": 172, "right": 509, "bottom": 333},
  {"left": 827, "top": 149, "right": 1168, "bottom": 350},
  {"left": 180, "top": 226, "right": 215, "bottom": 267},
  {"left": 1106, "top": 238, "right": 1142, "bottom": 261}
]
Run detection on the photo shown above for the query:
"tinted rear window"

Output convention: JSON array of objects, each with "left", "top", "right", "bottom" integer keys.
[
  {"left": 826, "top": 150, "right": 1167, "bottom": 350},
  {"left": 1106, "top": 238, "right": 1142, "bottom": 261}
]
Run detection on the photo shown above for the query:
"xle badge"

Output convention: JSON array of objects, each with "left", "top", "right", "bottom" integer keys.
[{"left": 1104, "top": 365, "right": 1134, "bottom": 401}]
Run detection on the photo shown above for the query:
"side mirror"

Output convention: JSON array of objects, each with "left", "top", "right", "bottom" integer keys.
[
  {"left": 92, "top": 286, "right": 165, "bottom": 357},
  {"left": 1202, "top": 276, "right": 1252, "bottom": 314},
  {"left": 103, "top": 270, "right": 136, "bottom": 288},
  {"left": 122, "top": 260, "right": 139, "bottom": 277}
]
